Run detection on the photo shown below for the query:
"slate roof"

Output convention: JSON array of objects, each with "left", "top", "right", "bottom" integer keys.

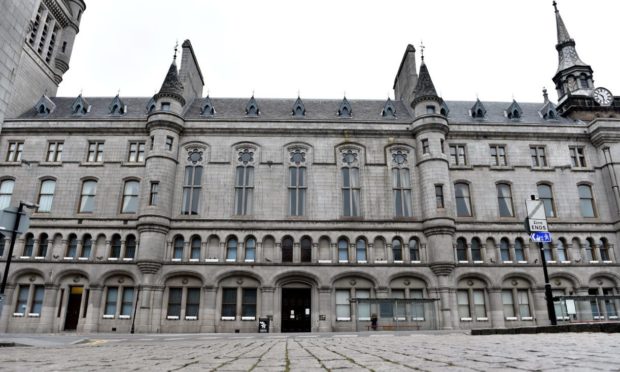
[{"left": 14, "top": 97, "right": 579, "bottom": 125}]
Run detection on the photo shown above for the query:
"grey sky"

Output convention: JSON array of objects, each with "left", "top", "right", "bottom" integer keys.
[{"left": 58, "top": 0, "right": 620, "bottom": 103}]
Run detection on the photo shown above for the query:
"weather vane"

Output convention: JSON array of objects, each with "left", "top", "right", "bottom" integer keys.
[
  {"left": 420, "top": 41, "right": 425, "bottom": 61},
  {"left": 173, "top": 40, "right": 179, "bottom": 61}
]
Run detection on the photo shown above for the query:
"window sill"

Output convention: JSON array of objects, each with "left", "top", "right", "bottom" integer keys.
[
  {"left": 460, "top": 317, "right": 472, "bottom": 322},
  {"left": 411, "top": 317, "right": 425, "bottom": 321},
  {"left": 244, "top": 259, "right": 255, "bottom": 263},
  {"left": 530, "top": 167, "right": 554, "bottom": 172},
  {"left": 502, "top": 261, "right": 513, "bottom": 264},
  {"left": 27, "top": 313, "right": 40, "bottom": 318},
  {"left": 185, "top": 316, "right": 198, "bottom": 320},
  {"left": 473, "top": 260, "right": 484, "bottom": 264},
  {"left": 336, "top": 317, "right": 351, "bottom": 322},
  {"left": 338, "top": 260, "right": 349, "bottom": 264},
  {"left": 63, "top": 257, "right": 75, "bottom": 260},
  {"left": 518, "top": 260, "right": 528, "bottom": 264},
  {"left": 569, "top": 167, "right": 594, "bottom": 172},
  {"left": 490, "top": 165, "right": 514, "bottom": 171},
  {"left": 123, "top": 258, "right": 133, "bottom": 261},
  {"left": 119, "top": 315, "right": 131, "bottom": 319},
  {"left": 589, "top": 260, "right": 600, "bottom": 264},
  {"left": 411, "top": 260, "right": 421, "bottom": 264},
  {"left": 225, "top": 259, "right": 237, "bottom": 262},
  {"left": 318, "top": 260, "right": 332, "bottom": 264},
  {"left": 19, "top": 256, "right": 31, "bottom": 259},
  {"left": 458, "top": 260, "right": 469, "bottom": 264},
  {"left": 189, "top": 258, "right": 199, "bottom": 262},
  {"left": 78, "top": 257, "right": 89, "bottom": 261},
  {"left": 171, "top": 258, "right": 182, "bottom": 262},
  {"left": 449, "top": 165, "right": 473, "bottom": 170},
  {"left": 609, "top": 316, "right": 619, "bottom": 320},
  {"left": 166, "top": 316, "right": 180, "bottom": 320},
  {"left": 79, "top": 162, "right": 105, "bottom": 167},
  {"left": 374, "top": 259, "right": 387, "bottom": 264},
  {"left": 505, "top": 317, "right": 518, "bottom": 321},
  {"left": 120, "top": 162, "right": 146, "bottom": 167},
  {"left": 358, "top": 317, "right": 371, "bottom": 321},
  {"left": 103, "top": 315, "right": 115, "bottom": 319},
  {"left": 603, "top": 260, "right": 613, "bottom": 264},
  {"left": 547, "top": 260, "right": 557, "bottom": 264},
  {"left": 205, "top": 258, "right": 219, "bottom": 263},
  {"left": 241, "top": 316, "right": 256, "bottom": 321},
  {"left": 40, "top": 161, "right": 63, "bottom": 167},
  {"left": 108, "top": 257, "right": 119, "bottom": 261},
  {"left": 521, "top": 317, "right": 533, "bottom": 321},
  {"left": 357, "top": 260, "right": 367, "bottom": 264},
  {"left": 221, "top": 316, "right": 236, "bottom": 321},
  {"left": 476, "top": 317, "right": 488, "bottom": 321},
  {"left": 12, "top": 313, "right": 24, "bottom": 317},
  {"left": 35, "top": 256, "right": 45, "bottom": 260}
]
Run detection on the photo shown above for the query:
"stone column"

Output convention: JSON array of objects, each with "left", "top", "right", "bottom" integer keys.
[
  {"left": 318, "top": 286, "right": 331, "bottom": 332},
  {"left": 200, "top": 286, "right": 216, "bottom": 333},
  {"left": 256, "top": 241, "right": 263, "bottom": 263},
  {"left": 36, "top": 284, "right": 59, "bottom": 333},
  {"left": 576, "top": 287, "right": 593, "bottom": 321},
  {"left": 532, "top": 287, "right": 549, "bottom": 326},
  {"left": 312, "top": 243, "right": 318, "bottom": 263},
  {"left": 82, "top": 285, "right": 102, "bottom": 332},
  {"left": 431, "top": 267, "right": 455, "bottom": 330},
  {"left": 488, "top": 288, "right": 505, "bottom": 329},
  {"left": 330, "top": 243, "right": 337, "bottom": 263},
  {"left": 150, "top": 286, "right": 164, "bottom": 333},
  {"left": 261, "top": 287, "right": 275, "bottom": 332},
  {"left": 367, "top": 243, "right": 374, "bottom": 263},
  {"left": 0, "top": 285, "right": 16, "bottom": 332},
  {"left": 293, "top": 242, "right": 300, "bottom": 263}
]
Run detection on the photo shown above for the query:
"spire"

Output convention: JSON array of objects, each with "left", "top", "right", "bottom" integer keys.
[
  {"left": 154, "top": 45, "right": 186, "bottom": 106},
  {"left": 411, "top": 56, "right": 442, "bottom": 108},
  {"left": 553, "top": 1, "right": 588, "bottom": 73}
]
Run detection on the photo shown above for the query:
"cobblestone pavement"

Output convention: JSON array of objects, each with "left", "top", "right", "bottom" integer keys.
[{"left": 0, "top": 332, "right": 619, "bottom": 371}]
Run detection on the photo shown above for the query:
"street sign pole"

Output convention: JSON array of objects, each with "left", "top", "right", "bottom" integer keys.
[
  {"left": 0, "top": 202, "right": 26, "bottom": 297},
  {"left": 525, "top": 195, "right": 557, "bottom": 326}
]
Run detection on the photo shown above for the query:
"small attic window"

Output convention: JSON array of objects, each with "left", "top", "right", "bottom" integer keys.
[
  {"left": 110, "top": 104, "right": 126, "bottom": 115},
  {"left": 440, "top": 107, "right": 447, "bottom": 116},
  {"left": 382, "top": 106, "right": 395, "bottom": 117},
  {"left": 246, "top": 104, "right": 259, "bottom": 116},
  {"left": 73, "top": 104, "right": 87, "bottom": 115},
  {"left": 202, "top": 104, "right": 214, "bottom": 116},
  {"left": 426, "top": 105, "right": 436, "bottom": 114},
  {"left": 161, "top": 102, "right": 171, "bottom": 111},
  {"left": 148, "top": 104, "right": 156, "bottom": 113},
  {"left": 507, "top": 110, "right": 520, "bottom": 119},
  {"left": 579, "top": 75, "right": 589, "bottom": 89},
  {"left": 472, "top": 109, "right": 484, "bottom": 118},
  {"left": 293, "top": 106, "right": 304, "bottom": 116},
  {"left": 38, "top": 104, "right": 49, "bottom": 115}
]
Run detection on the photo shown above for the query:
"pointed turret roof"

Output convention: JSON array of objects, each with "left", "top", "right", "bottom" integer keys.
[
  {"left": 412, "top": 59, "right": 442, "bottom": 106},
  {"left": 553, "top": 1, "right": 588, "bottom": 72},
  {"left": 155, "top": 58, "right": 186, "bottom": 106}
]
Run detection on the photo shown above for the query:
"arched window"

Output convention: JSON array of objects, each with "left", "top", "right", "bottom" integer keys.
[
  {"left": 79, "top": 180, "right": 97, "bottom": 213},
  {"left": 578, "top": 184, "right": 596, "bottom": 218},
  {"left": 300, "top": 237, "right": 312, "bottom": 263},
  {"left": 514, "top": 238, "right": 525, "bottom": 261},
  {"left": 23, "top": 233, "right": 34, "bottom": 257},
  {"left": 173, "top": 236, "right": 184, "bottom": 260},
  {"left": 37, "top": 179, "right": 56, "bottom": 212},
  {"left": 66, "top": 234, "right": 78, "bottom": 258},
  {"left": 500, "top": 238, "right": 511, "bottom": 262},
  {"left": 189, "top": 236, "right": 201, "bottom": 260},
  {"left": 235, "top": 165, "right": 254, "bottom": 215},
  {"left": 456, "top": 237, "right": 467, "bottom": 261},
  {"left": 226, "top": 237, "right": 238, "bottom": 261},
  {"left": 585, "top": 238, "right": 596, "bottom": 261},
  {"left": 471, "top": 238, "right": 482, "bottom": 261},
  {"left": 288, "top": 164, "right": 307, "bottom": 216},
  {"left": 392, "top": 166, "right": 412, "bottom": 217},
  {"left": 409, "top": 237, "right": 420, "bottom": 262},
  {"left": 182, "top": 165, "right": 202, "bottom": 215},
  {"left": 0, "top": 236, "right": 5, "bottom": 257},
  {"left": 556, "top": 238, "right": 567, "bottom": 262},
  {"left": 342, "top": 165, "right": 360, "bottom": 217},
  {"left": 496, "top": 183, "right": 514, "bottom": 217},
  {"left": 37, "top": 233, "right": 48, "bottom": 257},
  {"left": 355, "top": 238, "right": 367, "bottom": 262},
  {"left": 121, "top": 180, "right": 140, "bottom": 213},
  {"left": 125, "top": 235, "right": 136, "bottom": 259},
  {"left": 542, "top": 242, "right": 552, "bottom": 261},
  {"left": 282, "top": 237, "right": 293, "bottom": 263},
  {"left": 392, "top": 238, "right": 403, "bottom": 261},
  {"left": 81, "top": 234, "right": 92, "bottom": 258},
  {"left": 245, "top": 237, "right": 256, "bottom": 261},
  {"left": 599, "top": 239, "right": 610, "bottom": 262},
  {"left": 454, "top": 183, "right": 472, "bottom": 217},
  {"left": 537, "top": 184, "right": 556, "bottom": 218},
  {"left": 111, "top": 234, "right": 122, "bottom": 258},
  {"left": 338, "top": 238, "right": 349, "bottom": 262},
  {"left": 0, "top": 179, "right": 15, "bottom": 210}
]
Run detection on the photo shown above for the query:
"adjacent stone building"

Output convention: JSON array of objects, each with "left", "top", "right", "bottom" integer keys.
[{"left": 0, "top": 2, "right": 618, "bottom": 333}]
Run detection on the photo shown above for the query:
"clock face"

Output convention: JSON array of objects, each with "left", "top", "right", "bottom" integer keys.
[{"left": 593, "top": 87, "right": 613, "bottom": 106}]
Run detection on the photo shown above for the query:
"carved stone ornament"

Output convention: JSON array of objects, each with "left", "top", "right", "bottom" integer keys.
[
  {"left": 290, "top": 148, "right": 306, "bottom": 165},
  {"left": 511, "top": 280, "right": 518, "bottom": 286},
  {"left": 182, "top": 278, "right": 189, "bottom": 284},
  {"left": 554, "top": 279, "right": 561, "bottom": 286},
  {"left": 73, "top": 276, "right": 81, "bottom": 283},
  {"left": 118, "top": 278, "right": 125, "bottom": 284},
  {"left": 341, "top": 149, "right": 358, "bottom": 165},
  {"left": 29, "top": 276, "right": 36, "bottom": 282},
  {"left": 187, "top": 148, "right": 203, "bottom": 164},
  {"left": 392, "top": 150, "right": 408, "bottom": 165},
  {"left": 236, "top": 278, "right": 244, "bottom": 285},
  {"left": 403, "top": 279, "right": 411, "bottom": 286},
  {"left": 597, "top": 279, "right": 603, "bottom": 285},
  {"left": 349, "top": 279, "right": 357, "bottom": 286},
  {"left": 467, "top": 280, "right": 474, "bottom": 286},
  {"left": 238, "top": 148, "right": 254, "bottom": 164}
]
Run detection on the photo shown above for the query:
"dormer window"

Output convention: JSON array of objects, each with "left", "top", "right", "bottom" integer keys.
[
  {"left": 109, "top": 95, "right": 126, "bottom": 115},
  {"left": 34, "top": 94, "right": 55, "bottom": 116},
  {"left": 38, "top": 105, "right": 49, "bottom": 115},
  {"left": 440, "top": 102, "right": 449, "bottom": 117},
  {"left": 505, "top": 100, "right": 522, "bottom": 121},
  {"left": 201, "top": 96, "right": 215, "bottom": 117},
  {"left": 71, "top": 94, "right": 90, "bottom": 115},
  {"left": 245, "top": 96, "right": 260, "bottom": 117},
  {"left": 470, "top": 99, "right": 486, "bottom": 119},
  {"left": 292, "top": 97, "right": 305, "bottom": 117},
  {"left": 338, "top": 97, "right": 352, "bottom": 117},
  {"left": 381, "top": 98, "right": 396, "bottom": 118},
  {"left": 507, "top": 110, "right": 520, "bottom": 119}
]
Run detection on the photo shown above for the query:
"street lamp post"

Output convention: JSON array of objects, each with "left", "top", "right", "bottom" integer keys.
[{"left": 0, "top": 201, "right": 38, "bottom": 297}]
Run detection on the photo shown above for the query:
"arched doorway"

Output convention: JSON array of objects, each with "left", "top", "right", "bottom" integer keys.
[{"left": 281, "top": 282, "right": 312, "bottom": 332}]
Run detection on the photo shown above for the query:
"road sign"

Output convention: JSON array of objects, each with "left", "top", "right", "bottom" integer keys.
[
  {"left": 528, "top": 219, "right": 548, "bottom": 232},
  {"left": 0, "top": 207, "right": 30, "bottom": 235},
  {"left": 530, "top": 232, "right": 552, "bottom": 243},
  {"left": 525, "top": 199, "right": 546, "bottom": 220}
]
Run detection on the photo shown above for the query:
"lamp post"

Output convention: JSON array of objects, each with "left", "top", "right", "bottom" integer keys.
[{"left": 0, "top": 201, "right": 38, "bottom": 297}]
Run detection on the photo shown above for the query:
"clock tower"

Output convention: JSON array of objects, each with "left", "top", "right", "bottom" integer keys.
[{"left": 552, "top": 1, "right": 619, "bottom": 119}]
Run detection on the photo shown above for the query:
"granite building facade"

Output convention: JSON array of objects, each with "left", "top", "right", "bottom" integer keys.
[{"left": 0, "top": 3, "right": 619, "bottom": 333}]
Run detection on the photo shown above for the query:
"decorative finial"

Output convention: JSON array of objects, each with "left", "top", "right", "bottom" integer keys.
[
  {"left": 207, "top": 89, "right": 210, "bottom": 98},
  {"left": 419, "top": 41, "right": 425, "bottom": 61},
  {"left": 543, "top": 87, "right": 549, "bottom": 101},
  {"left": 117, "top": 88, "right": 121, "bottom": 96},
  {"left": 173, "top": 40, "right": 179, "bottom": 61},
  {"left": 252, "top": 89, "right": 255, "bottom": 97},
  {"left": 297, "top": 89, "right": 300, "bottom": 98},
  {"left": 552, "top": 1, "right": 558, "bottom": 12}
]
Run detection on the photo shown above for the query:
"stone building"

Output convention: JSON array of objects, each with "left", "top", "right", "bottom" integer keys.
[{"left": 0, "top": 2, "right": 619, "bottom": 333}]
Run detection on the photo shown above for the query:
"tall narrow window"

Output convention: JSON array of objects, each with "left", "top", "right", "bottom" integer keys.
[
  {"left": 110, "top": 235, "right": 121, "bottom": 258},
  {"left": 335, "top": 289, "right": 351, "bottom": 320},
  {"left": 473, "top": 290, "right": 486, "bottom": 318},
  {"left": 190, "top": 237, "right": 201, "bottom": 260},
  {"left": 514, "top": 239, "right": 525, "bottom": 261},
  {"left": 356, "top": 238, "right": 367, "bottom": 262},
  {"left": 288, "top": 166, "right": 307, "bottom": 216},
  {"left": 167, "top": 288, "right": 182, "bottom": 318},
  {"left": 87, "top": 141, "right": 104, "bottom": 162},
  {"left": 6, "top": 141, "right": 23, "bottom": 162},
  {"left": 456, "top": 238, "right": 467, "bottom": 261},
  {"left": 0, "top": 236, "right": 5, "bottom": 257},
  {"left": 46, "top": 141, "right": 63, "bottom": 162},
  {"left": 149, "top": 182, "right": 159, "bottom": 206},
  {"left": 37, "top": 179, "right": 56, "bottom": 212},
  {"left": 81, "top": 234, "right": 92, "bottom": 258},
  {"left": 599, "top": 239, "right": 610, "bottom": 262},
  {"left": 79, "top": 180, "right": 97, "bottom": 213},
  {"left": 500, "top": 238, "right": 511, "bottom": 262},
  {"left": 31, "top": 285, "right": 44, "bottom": 314},
  {"left": 517, "top": 290, "right": 531, "bottom": 317},
  {"left": 409, "top": 238, "right": 420, "bottom": 261},
  {"left": 471, "top": 238, "right": 482, "bottom": 261},
  {"left": 497, "top": 183, "right": 514, "bottom": 217},
  {"left": 127, "top": 142, "right": 145, "bottom": 162},
  {"left": 393, "top": 167, "right": 412, "bottom": 217},
  {"left": 226, "top": 238, "right": 237, "bottom": 261},
  {"left": 457, "top": 290, "right": 471, "bottom": 318},
  {"left": 569, "top": 146, "right": 586, "bottom": 167},
  {"left": 165, "top": 136, "right": 173, "bottom": 151},
  {"left": 125, "top": 235, "right": 136, "bottom": 259},
  {"left": 66, "top": 234, "right": 78, "bottom": 258},
  {"left": 421, "top": 139, "right": 429, "bottom": 154},
  {"left": 221, "top": 288, "right": 237, "bottom": 318},
  {"left": 23, "top": 234, "right": 35, "bottom": 256},
  {"left": 121, "top": 180, "right": 140, "bottom": 213},
  {"left": 341, "top": 166, "right": 360, "bottom": 217},
  {"left": 105, "top": 287, "right": 118, "bottom": 316},
  {"left": 435, "top": 185, "right": 444, "bottom": 209},
  {"left": 235, "top": 166, "right": 254, "bottom": 215},
  {"left": 182, "top": 166, "right": 202, "bottom": 215},
  {"left": 300, "top": 237, "right": 312, "bottom": 263},
  {"left": 242, "top": 288, "right": 257, "bottom": 318},
  {"left": 173, "top": 236, "right": 184, "bottom": 260},
  {"left": 121, "top": 287, "right": 134, "bottom": 316},
  {"left": 338, "top": 239, "right": 348, "bottom": 262},
  {"left": 282, "top": 237, "right": 293, "bottom": 263},
  {"left": 585, "top": 239, "right": 595, "bottom": 261},
  {"left": 15, "top": 286, "right": 29, "bottom": 314},
  {"left": 556, "top": 239, "right": 567, "bottom": 261},
  {"left": 537, "top": 184, "right": 556, "bottom": 218},
  {"left": 502, "top": 290, "right": 515, "bottom": 318},
  {"left": 542, "top": 243, "right": 553, "bottom": 261},
  {"left": 392, "top": 238, "right": 403, "bottom": 261},
  {"left": 0, "top": 180, "right": 14, "bottom": 209},
  {"left": 530, "top": 146, "right": 547, "bottom": 167},
  {"left": 357, "top": 289, "right": 371, "bottom": 320},
  {"left": 186, "top": 288, "right": 200, "bottom": 318},
  {"left": 578, "top": 184, "right": 596, "bottom": 218},
  {"left": 490, "top": 145, "right": 507, "bottom": 166},
  {"left": 245, "top": 237, "right": 256, "bottom": 261},
  {"left": 37, "top": 233, "right": 48, "bottom": 257},
  {"left": 454, "top": 183, "right": 472, "bottom": 217}
]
